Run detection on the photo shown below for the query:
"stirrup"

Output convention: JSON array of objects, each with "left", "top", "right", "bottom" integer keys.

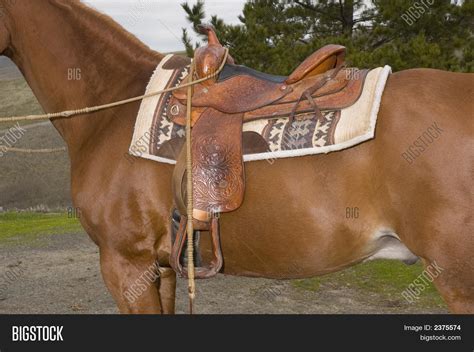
[{"left": 170, "top": 214, "right": 223, "bottom": 279}]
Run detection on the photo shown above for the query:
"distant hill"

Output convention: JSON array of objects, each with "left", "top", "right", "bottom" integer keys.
[
  {"left": 0, "top": 56, "right": 22, "bottom": 81},
  {"left": 0, "top": 74, "right": 69, "bottom": 210}
]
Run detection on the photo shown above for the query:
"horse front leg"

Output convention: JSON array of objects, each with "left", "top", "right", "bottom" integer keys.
[
  {"left": 99, "top": 228, "right": 176, "bottom": 314},
  {"left": 157, "top": 267, "right": 177, "bottom": 314},
  {"left": 98, "top": 245, "right": 176, "bottom": 314},
  {"left": 82, "top": 199, "right": 176, "bottom": 313},
  {"left": 99, "top": 247, "right": 162, "bottom": 313}
]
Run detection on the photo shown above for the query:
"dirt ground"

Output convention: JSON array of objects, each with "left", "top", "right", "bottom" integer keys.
[{"left": 0, "top": 231, "right": 448, "bottom": 314}]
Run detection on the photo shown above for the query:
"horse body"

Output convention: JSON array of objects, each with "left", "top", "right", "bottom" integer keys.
[
  {"left": 217, "top": 69, "right": 472, "bottom": 282},
  {"left": 0, "top": 0, "right": 472, "bottom": 313}
]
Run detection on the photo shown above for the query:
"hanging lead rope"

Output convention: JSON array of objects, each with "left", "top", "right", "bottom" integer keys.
[{"left": 186, "top": 62, "right": 196, "bottom": 314}]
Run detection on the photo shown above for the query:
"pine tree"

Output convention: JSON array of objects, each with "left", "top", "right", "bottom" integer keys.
[{"left": 181, "top": 0, "right": 473, "bottom": 72}]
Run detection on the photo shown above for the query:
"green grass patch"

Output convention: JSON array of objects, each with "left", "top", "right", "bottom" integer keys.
[
  {"left": 0, "top": 212, "right": 83, "bottom": 243},
  {"left": 293, "top": 260, "right": 446, "bottom": 309}
]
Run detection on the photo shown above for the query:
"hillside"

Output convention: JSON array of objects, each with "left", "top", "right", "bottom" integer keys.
[
  {"left": 0, "top": 65, "right": 70, "bottom": 210},
  {"left": 0, "top": 57, "right": 22, "bottom": 81}
]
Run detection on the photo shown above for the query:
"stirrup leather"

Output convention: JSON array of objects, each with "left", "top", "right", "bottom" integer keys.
[{"left": 170, "top": 214, "right": 223, "bottom": 279}]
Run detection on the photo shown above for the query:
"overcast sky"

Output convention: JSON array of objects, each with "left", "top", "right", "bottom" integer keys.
[{"left": 83, "top": 0, "right": 246, "bottom": 52}]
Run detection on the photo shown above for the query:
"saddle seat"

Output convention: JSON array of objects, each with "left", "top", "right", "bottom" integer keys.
[
  {"left": 175, "top": 25, "right": 345, "bottom": 90},
  {"left": 170, "top": 25, "right": 368, "bottom": 279},
  {"left": 168, "top": 27, "right": 364, "bottom": 126}
]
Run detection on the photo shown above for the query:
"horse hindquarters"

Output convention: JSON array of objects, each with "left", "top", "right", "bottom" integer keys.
[{"left": 375, "top": 69, "right": 474, "bottom": 313}]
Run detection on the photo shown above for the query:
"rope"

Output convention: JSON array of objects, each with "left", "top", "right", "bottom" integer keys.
[
  {"left": 0, "top": 49, "right": 229, "bottom": 124},
  {"left": 186, "top": 63, "right": 196, "bottom": 314},
  {"left": 2, "top": 147, "right": 66, "bottom": 153},
  {"left": 0, "top": 50, "right": 228, "bottom": 155}
]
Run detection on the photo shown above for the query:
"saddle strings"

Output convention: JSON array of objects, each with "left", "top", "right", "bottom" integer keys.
[{"left": 289, "top": 64, "right": 346, "bottom": 123}]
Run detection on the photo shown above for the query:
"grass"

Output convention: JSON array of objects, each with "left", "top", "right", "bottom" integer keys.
[
  {"left": 293, "top": 260, "right": 446, "bottom": 310},
  {"left": 0, "top": 212, "right": 447, "bottom": 311},
  {"left": 0, "top": 211, "right": 83, "bottom": 243}
]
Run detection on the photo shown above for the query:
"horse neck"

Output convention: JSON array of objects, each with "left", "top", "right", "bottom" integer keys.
[{"left": 5, "top": 1, "right": 163, "bottom": 150}]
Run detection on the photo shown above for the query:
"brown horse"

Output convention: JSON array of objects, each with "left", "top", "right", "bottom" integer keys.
[{"left": 1, "top": 0, "right": 472, "bottom": 313}]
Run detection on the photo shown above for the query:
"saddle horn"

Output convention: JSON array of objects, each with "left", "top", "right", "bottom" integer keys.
[
  {"left": 193, "top": 24, "right": 234, "bottom": 84},
  {"left": 196, "top": 24, "right": 221, "bottom": 46}
]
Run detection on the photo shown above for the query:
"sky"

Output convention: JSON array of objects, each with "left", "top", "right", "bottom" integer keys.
[{"left": 83, "top": 0, "right": 246, "bottom": 52}]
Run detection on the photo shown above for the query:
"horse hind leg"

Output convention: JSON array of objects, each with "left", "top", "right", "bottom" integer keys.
[
  {"left": 430, "top": 259, "right": 474, "bottom": 313},
  {"left": 417, "top": 228, "right": 474, "bottom": 313},
  {"left": 427, "top": 215, "right": 473, "bottom": 312}
]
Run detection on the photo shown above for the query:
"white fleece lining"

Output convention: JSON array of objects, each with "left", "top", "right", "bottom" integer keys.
[{"left": 128, "top": 54, "right": 176, "bottom": 164}]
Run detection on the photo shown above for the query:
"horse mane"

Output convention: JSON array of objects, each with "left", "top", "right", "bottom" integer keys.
[{"left": 49, "top": 0, "right": 164, "bottom": 62}]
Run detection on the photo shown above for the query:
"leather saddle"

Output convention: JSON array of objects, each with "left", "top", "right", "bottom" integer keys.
[{"left": 170, "top": 25, "right": 368, "bottom": 278}]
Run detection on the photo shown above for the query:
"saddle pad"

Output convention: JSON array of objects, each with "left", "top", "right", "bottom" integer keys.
[{"left": 129, "top": 54, "right": 391, "bottom": 164}]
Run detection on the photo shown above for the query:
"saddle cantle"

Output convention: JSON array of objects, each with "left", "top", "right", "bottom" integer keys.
[
  {"left": 170, "top": 25, "right": 368, "bottom": 278},
  {"left": 286, "top": 44, "right": 346, "bottom": 84}
]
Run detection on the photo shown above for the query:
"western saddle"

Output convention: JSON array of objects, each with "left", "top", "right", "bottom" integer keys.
[{"left": 170, "top": 25, "right": 367, "bottom": 278}]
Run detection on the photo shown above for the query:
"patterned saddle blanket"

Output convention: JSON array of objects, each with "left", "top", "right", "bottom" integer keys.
[{"left": 129, "top": 57, "right": 391, "bottom": 165}]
